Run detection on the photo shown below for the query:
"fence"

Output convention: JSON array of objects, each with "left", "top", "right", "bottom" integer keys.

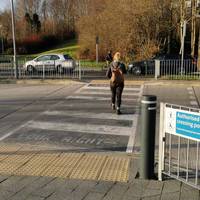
[
  {"left": 0, "top": 56, "right": 82, "bottom": 80},
  {"left": 0, "top": 55, "right": 108, "bottom": 80},
  {"left": 159, "top": 103, "right": 200, "bottom": 190},
  {"left": 0, "top": 55, "right": 200, "bottom": 80},
  {"left": 155, "top": 59, "right": 200, "bottom": 80}
]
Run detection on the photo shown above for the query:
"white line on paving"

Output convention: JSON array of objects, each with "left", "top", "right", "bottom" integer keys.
[
  {"left": 189, "top": 96, "right": 196, "bottom": 100},
  {"left": 26, "top": 121, "right": 132, "bottom": 136},
  {"left": 43, "top": 110, "right": 136, "bottom": 121},
  {"left": 66, "top": 96, "right": 139, "bottom": 101},
  {"left": 126, "top": 114, "right": 139, "bottom": 153},
  {"left": 188, "top": 91, "right": 193, "bottom": 95},
  {"left": 74, "top": 83, "right": 90, "bottom": 94},
  {"left": 187, "top": 87, "right": 193, "bottom": 91},
  {"left": 126, "top": 85, "right": 143, "bottom": 153},
  {"left": 190, "top": 101, "right": 198, "bottom": 106},
  {"left": 139, "top": 85, "right": 144, "bottom": 96},
  {"left": 75, "top": 90, "right": 140, "bottom": 96},
  {"left": 82, "top": 85, "right": 141, "bottom": 91},
  {"left": 0, "top": 121, "right": 33, "bottom": 141}
]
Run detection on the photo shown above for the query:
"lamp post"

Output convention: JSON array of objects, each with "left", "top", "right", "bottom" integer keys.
[{"left": 10, "top": 0, "right": 18, "bottom": 79}]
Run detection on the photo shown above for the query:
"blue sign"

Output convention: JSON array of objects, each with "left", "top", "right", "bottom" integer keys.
[{"left": 176, "top": 111, "right": 200, "bottom": 140}]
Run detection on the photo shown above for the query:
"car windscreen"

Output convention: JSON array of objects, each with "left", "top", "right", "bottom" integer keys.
[{"left": 64, "top": 55, "right": 73, "bottom": 60}]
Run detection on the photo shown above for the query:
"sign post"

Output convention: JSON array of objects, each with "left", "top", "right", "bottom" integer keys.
[{"left": 96, "top": 36, "right": 99, "bottom": 66}]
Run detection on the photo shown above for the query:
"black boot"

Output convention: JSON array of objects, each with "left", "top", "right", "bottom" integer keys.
[{"left": 116, "top": 107, "right": 121, "bottom": 115}]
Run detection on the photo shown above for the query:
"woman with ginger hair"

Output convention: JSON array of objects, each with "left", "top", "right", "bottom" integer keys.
[{"left": 106, "top": 52, "right": 127, "bottom": 114}]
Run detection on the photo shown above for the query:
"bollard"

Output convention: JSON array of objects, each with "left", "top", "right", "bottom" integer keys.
[{"left": 140, "top": 95, "right": 157, "bottom": 179}]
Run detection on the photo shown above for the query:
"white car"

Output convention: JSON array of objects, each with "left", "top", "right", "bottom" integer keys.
[{"left": 24, "top": 54, "right": 76, "bottom": 73}]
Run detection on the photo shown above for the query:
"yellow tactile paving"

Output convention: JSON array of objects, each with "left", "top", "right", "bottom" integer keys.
[
  {"left": 0, "top": 162, "right": 22, "bottom": 175},
  {"left": 98, "top": 156, "right": 130, "bottom": 182},
  {"left": 0, "top": 155, "right": 9, "bottom": 162},
  {"left": 27, "top": 153, "right": 60, "bottom": 166},
  {"left": 2, "top": 154, "right": 35, "bottom": 164},
  {"left": 0, "top": 145, "right": 21, "bottom": 152},
  {"left": 0, "top": 149, "right": 130, "bottom": 182},
  {"left": 40, "top": 166, "right": 72, "bottom": 178},
  {"left": 51, "top": 153, "right": 84, "bottom": 167},
  {"left": 15, "top": 164, "right": 49, "bottom": 176},
  {"left": 40, "top": 153, "right": 84, "bottom": 178},
  {"left": 70, "top": 154, "right": 107, "bottom": 180}
]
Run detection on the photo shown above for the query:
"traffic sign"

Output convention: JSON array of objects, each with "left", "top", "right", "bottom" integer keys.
[{"left": 165, "top": 107, "right": 200, "bottom": 141}]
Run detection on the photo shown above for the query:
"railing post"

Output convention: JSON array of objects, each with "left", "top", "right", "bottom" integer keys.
[
  {"left": 155, "top": 59, "right": 160, "bottom": 80},
  {"left": 79, "top": 60, "right": 81, "bottom": 80},
  {"left": 158, "top": 102, "right": 165, "bottom": 181},
  {"left": 140, "top": 95, "right": 157, "bottom": 179},
  {"left": 43, "top": 64, "right": 45, "bottom": 80}
]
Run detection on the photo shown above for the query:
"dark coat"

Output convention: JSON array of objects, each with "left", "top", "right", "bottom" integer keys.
[{"left": 106, "top": 61, "right": 127, "bottom": 79}]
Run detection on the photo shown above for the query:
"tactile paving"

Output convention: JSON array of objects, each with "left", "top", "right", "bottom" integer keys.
[
  {"left": 0, "top": 145, "right": 21, "bottom": 153},
  {"left": 98, "top": 156, "right": 130, "bottom": 182},
  {"left": 0, "top": 162, "right": 22, "bottom": 175},
  {"left": 70, "top": 154, "right": 107, "bottom": 180},
  {"left": 2, "top": 154, "right": 35, "bottom": 164},
  {"left": 0, "top": 149, "right": 130, "bottom": 182},
  {"left": 40, "top": 153, "right": 84, "bottom": 178}
]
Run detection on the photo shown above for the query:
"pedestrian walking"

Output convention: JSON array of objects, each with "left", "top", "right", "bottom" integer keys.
[
  {"left": 105, "top": 51, "right": 113, "bottom": 67},
  {"left": 106, "top": 52, "right": 127, "bottom": 114}
]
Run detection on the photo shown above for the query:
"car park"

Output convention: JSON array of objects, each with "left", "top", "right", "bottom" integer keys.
[{"left": 23, "top": 54, "right": 76, "bottom": 73}]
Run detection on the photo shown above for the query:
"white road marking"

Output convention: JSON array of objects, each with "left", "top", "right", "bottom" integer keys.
[
  {"left": 66, "top": 95, "right": 139, "bottom": 101},
  {"left": 189, "top": 96, "right": 196, "bottom": 100},
  {"left": 126, "top": 114, "right": 139, "bottom": 153},
  {"left": 26, "top": 121, "right": 132, "bottom": 136},
  {"left": 82, "top": 85, "right": 141, "bottom": 91},
  {"left": 43, "top": 111, "right": 136, "bottom": 121},
  {"left": 0, "top": 121, "right": 33, "bottom": 141},
  {"left": 188, "top": 91, "right": 193, "bottom": 95},
  {"left": 75, "top": 90, "right": 141, "bottom": 96},
  {"left": 190, "top": 101, "right": 198, "bottom": 106}
]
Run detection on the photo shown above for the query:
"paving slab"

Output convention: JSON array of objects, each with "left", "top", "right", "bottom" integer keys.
[
  {"left": 102, "top": 183, "right": 129, "bottom": 200},
  {"left": 83, "top": 192, "right": 105, "bottom": 200},
  {"left": 161, "top": 191, "right": 180, "bottom": 200},
  {"left": 180, "top": 183, "right": 200, "bottom": 200},
  {"left": 91, "top": 181, "right": 114, "bottom": 194}
]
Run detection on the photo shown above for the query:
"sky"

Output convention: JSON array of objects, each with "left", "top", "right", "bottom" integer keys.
[{"left": 0, "top": 0, "right": 11, "bottom": 11}]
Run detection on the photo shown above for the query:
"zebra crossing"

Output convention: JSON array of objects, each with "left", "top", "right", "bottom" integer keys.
[{"left": 3, "top": 83, "right": 143, "bottom": 153}]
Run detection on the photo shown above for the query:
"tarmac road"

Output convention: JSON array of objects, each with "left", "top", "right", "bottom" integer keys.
[{"left": 0, "top": 80, "right": 199, "bottom": 153}]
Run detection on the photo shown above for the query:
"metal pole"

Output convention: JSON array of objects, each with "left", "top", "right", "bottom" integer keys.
[
  {"left": 140, "top": 95, "right": 157, "bottom": 179},
  {"left": 1, "top": 38, "right": 4, "bottom": 54},
  {"left": 96, "top": 36, "right": 99, "bottom": 66},
  {"left": 96, "top": 44, "right": 98, "bottom": 66},
  {"left": 181, "top": 20, "right": 186, "bottom": 76},
  {"left": 79, "top": 60, "right": 81, "bottom": 80},
  {"left": 158, "top": 102, "right": 165, "bottom": 181},
  {"left": 10, "top": 0, "right": 18, "bottom": 79}
]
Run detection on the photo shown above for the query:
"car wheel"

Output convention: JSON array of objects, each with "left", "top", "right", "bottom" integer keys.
[
  {"left": 27, "top": 65, "right": 34, "bottom": 74},
  {"left": 57, "top": 65, "right": 63, "bottom": 74},
  {"left": 127, "top": 68, "right": 132, "bottom": 74},
  {"left": 132, "top": 66, "right": 142, "bottom": 75}
]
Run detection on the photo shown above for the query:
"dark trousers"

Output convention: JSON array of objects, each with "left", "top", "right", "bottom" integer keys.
[{"left": 110, "top": 83, "right": 124, "bottom": 108}]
